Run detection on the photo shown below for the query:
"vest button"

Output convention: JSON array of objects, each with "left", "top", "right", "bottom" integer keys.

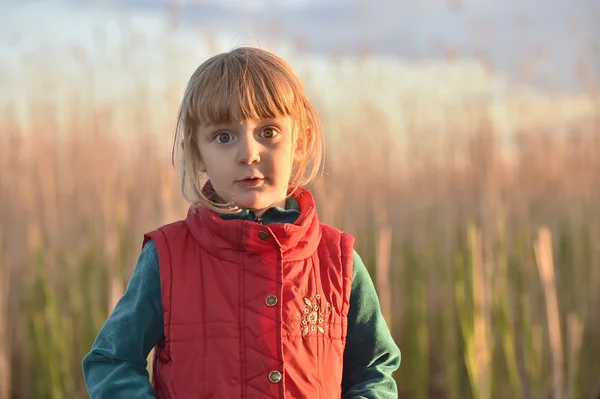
[
  {"left": 258, "top": 231, "right": 270, "bottom": 241},
  {"left": 265, "top": 295, "right": 278, "bottom": 307},
  {"left": 268, "top": 370, "right": 282, "bottom": 384}
]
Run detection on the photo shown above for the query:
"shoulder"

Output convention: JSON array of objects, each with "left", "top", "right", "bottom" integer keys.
[
  {"left": 317, "top": 223, "right": 356, "bottom": 279},
  {"left": 140, "top": 219, "right": 189, "bottom": 274},
  {"left": 142, "top": 237, "right": 158, "bottom": 254},
  {"left": 151, "top": 219, "right": 187, "bottom": 235},
  {"left": 318, "top": 221, "right": 355, "bottom": 238},
  {"left": 317, "top": 223, "right": 364, "bottom": 280},
  {"left": 318, "top": 222, "right": 356, "bottom": 248},
  {"left": 134, "top": 238, "right": 160, "bottom": 278},
  {"left": 144, "top": 219, "right": 188, "bottom": 245}
]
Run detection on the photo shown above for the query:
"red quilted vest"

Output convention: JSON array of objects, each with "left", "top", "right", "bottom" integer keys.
[{"left": 143, "top": 188, "right": 355, "bottom": 399}]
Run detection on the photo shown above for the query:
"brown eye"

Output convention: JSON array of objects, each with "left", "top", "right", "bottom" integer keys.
[{"left": 260, "top": 127, "right": 279, "bottom": 139}]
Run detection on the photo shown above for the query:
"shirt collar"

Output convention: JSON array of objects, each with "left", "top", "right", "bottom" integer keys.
[{"left": 218, "top": 196, "right": 301, "bottom": 225}]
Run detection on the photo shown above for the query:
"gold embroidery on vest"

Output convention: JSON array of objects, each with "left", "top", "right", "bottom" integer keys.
[{"left": 294, "top": 294, "right": 333, "bottom": 337}]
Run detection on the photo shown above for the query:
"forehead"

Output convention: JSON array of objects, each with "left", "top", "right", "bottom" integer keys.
[{"left": 201, "top": 116, "right": 294, "bottom": 130}]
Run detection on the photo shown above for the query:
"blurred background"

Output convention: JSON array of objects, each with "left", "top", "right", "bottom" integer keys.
[{"left": 1, "top": 0, "right": 599, "bottom": 398}]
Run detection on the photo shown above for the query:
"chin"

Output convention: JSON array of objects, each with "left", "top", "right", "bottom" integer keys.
[
  {"left": 232, "top": 195, "right": 271, "bottom": 211},
  {"left": 233, "top": 191, "right": 283, "bottom": 211}
]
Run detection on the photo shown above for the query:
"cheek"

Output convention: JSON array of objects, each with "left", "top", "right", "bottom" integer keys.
[
  {"left": 201, "top": 154, "right": 228, "bottom": 183},
  {"left": 206, "top": 165, "right": 230, "bottom": 183},
  {"left": 273, "top": 153, "right": 294, "bottom": 179},
  {"left": 201, "top": 148, "right": 225, "bottom": 171}
]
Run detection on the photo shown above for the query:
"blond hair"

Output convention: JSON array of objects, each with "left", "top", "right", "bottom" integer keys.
[{"left": 172, "top": 46, "right": 323, "bottom": 213}]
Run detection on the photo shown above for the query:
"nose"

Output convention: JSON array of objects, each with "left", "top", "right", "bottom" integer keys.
[{"left": 237, "top": 135, "right": 261, "bottom": 165}]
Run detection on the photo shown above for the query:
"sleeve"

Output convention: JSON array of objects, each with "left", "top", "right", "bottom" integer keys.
[
  {"left": 342, "top": 250, "right": 401, "bottom": 398},
  {"left": 82, "top": 240, "right": 165, "bottom": 399}
]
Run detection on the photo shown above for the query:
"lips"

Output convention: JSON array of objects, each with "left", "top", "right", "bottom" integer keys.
[
  {"left": 236, "top": 177, "right": 265, "bottom": 188},
  {"left": 238, "top": 176, "right": 264, "bottom": 182}
]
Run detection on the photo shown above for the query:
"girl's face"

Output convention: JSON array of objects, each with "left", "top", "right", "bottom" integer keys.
[{"left": 196, "top": 116, "right": 302, "bottom": 216}]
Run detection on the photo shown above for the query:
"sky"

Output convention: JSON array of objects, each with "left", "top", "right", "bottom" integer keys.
[{"left": 0, "top": 0, "right": 598, "bottom": 93}]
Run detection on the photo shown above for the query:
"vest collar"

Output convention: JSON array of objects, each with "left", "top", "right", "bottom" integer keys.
[{"left": 185, "top": 186, "right": 321, "bottom": 261}]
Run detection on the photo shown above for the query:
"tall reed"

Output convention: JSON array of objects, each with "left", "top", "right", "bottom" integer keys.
[{"left": 1, "top": 20, "right": 599, "bottom": 398}]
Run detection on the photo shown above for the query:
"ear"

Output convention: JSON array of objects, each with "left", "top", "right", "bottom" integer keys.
[
  {"left": 193, "top": 141, "right": 207, "bottom": 173},
  {"left": 195, "top": 151, "right": 207, "bottom": 173},
  {"left": 293, "top": 147, "right": 304, "bottom": 163},
  {"left": 197, "top": 152, "right": 207, "bottom": 173},
  {"left": 293, "top": 127, "right": 312, "bottom": 163}
]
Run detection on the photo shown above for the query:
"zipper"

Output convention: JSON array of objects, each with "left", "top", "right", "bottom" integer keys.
[{"left": 254, "top": 216, "right": 264, "bottom": 224}]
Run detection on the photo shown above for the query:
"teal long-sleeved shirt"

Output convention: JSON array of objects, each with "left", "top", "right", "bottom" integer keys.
[{"left": 82, "top": 201, "right": 400, "bottom": 398}]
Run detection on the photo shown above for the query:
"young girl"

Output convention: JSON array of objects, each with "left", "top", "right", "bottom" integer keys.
[{"left": 83, "top": 46, "right": 400, "bottom": 398}]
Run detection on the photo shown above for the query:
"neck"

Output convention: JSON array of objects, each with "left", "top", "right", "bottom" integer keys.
[{"left": 251, "top": 198, "right": 287, "bottom": 217}]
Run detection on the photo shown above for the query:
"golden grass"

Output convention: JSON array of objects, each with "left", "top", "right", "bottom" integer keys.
[
  {"left": 534, "top": 227, "right": 564, "bottom": 399},
  {"left": 1, "top": 31, "right": 599, "bottom": 398}
]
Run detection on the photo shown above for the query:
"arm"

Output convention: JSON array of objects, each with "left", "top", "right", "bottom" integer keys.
[
  {"left": 82, "top": 240, "right": 164, "bottom": 399},
  {"left": 342, "top": 250, "right": 401, "bottom": 399}
]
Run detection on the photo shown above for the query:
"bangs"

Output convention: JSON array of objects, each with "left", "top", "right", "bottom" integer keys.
[{"left": 184, "top": 50, "right": 301, "bottom": 127}]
